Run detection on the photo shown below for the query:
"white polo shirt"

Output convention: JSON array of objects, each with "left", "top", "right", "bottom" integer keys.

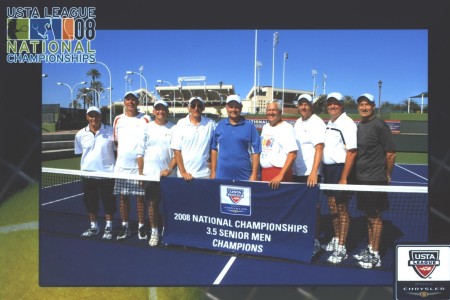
[
  {"left": 170, "top": 115, "right": 216, "bottom": 178},
  {"left": 260, "top": 121, "right": 298, "bottom": 168},
  {"left": 293, "top": 114, "right": 326, "bottom": 176},
  {"left": 323, "top": 112, "right": 357, "bottom": 164},
  {"left": 74, "top": 123, "right": 116, "bottom": 172},
  {"left": 136, "top": 121, "right": 176, "bottom": 181},
  {"left": 113, "top": 113, "right": 149, "bottom": 169}
]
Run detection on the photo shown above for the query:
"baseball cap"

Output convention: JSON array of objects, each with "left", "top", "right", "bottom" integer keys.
[
  {"left": 297, "top": 94, "right": 313, "bottom": 104},
  {"left": 153, "top": 99, "right": 168, "bottom": 108},
  {"left": 188, "top": 96, "right": 205, "bottom": 105},
  {"left": 326, "top": 92, "right": 344, "bottom": 102},
  {"left": 124, "top": 91, "right": 140, "bottom": 99},
  {"left": 86, "top": 106, "right": 101, "bottom": 115},
  {"left": 226, "top": 95, "right": 242, "bottom": 104},
  {"left": 357, "top": 93, "right": 375, "bottom": 104}
]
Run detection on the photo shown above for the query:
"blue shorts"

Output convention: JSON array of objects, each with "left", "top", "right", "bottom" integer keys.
[{"left": 322, "top": 163, "right": 354, "bottom": 202}]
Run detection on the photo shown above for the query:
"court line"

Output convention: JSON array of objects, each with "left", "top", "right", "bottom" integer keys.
[
  {"left": 148, "top": 287, "right": 157, "bottom": 300},
  {"left": 0, "top": 221, "right": 38, "bottom": 234},
  {"left": 41, "top": 193, "right": 83, "bottom": 206},
  {"left": 213, "top": 256, "right": 236, "bottom": 285},
  {"left": 395, "top": 164, "right": 428, "bottom": 181}
]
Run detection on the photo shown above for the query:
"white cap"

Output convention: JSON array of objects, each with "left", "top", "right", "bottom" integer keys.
[
  {"left": 357, "top": 93, "right": 375, "bottom": 105},
  {"left": 297, "top": 94, "right": 313, "bottom": 104},
  {"left": 154, "top": 99, "right": 168, "bottom": 108},
  {"left": 124, "top": 91, "right": 140, "bottom": 99},
  {"left": 86, "top": 106, "right": 101, "bottom": 114},
  {"left": 226, "top": 95, "right": 242, "bottom": 104},
  {"left": 326, "top": 92, "right": 344, "bottom": 102},
  {"left": 188, "top": 96, "right": 205, "bottom": 105}
]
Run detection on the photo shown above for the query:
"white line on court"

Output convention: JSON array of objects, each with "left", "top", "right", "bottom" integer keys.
[
  {"left": 41, "top": 193, "right": 83, "bottom": 206},
  {"left": 148, "top": 287, "right": 158, "bottom": 300},
  {"left": 0, "top": 221, "right": 38, "bottom": 233},
  {"left": 213, "top": 256, "right": 237, "bottom": 285},
  {"left": 395, "top": 164, "right": 428, "bottom": 181}
]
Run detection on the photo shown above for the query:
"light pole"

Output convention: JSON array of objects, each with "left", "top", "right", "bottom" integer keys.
[
  {"left": 378, "top": 80, "right": 382, "bottom": 116},
  {"left": 57, "top": 81, "right": 87, "bottom": 107},
  {"left": 272, "top": 32, "right": 279, "bottom": 100},
  {"left": 57, "top": 81, "right": 87, "bottom": 121},
  {"left": 126, "top": 71, "right": 148, "bottom": 115},
  {"left": 42, "top": 73, "right": 48, "bottom": 78},
  {"left": 312, "top": 69, "right": 317, "bottom": 100},
  {"left": 322, "top": 73, "right": 327, "bottom": 96},
  {"left": 88, "top": 87, "right": 111, "bottom": 108},
  {"left": 89, "top": 61, "right": 113, "bottom": 124},
  {"left": 282, "top": 52, "right": 288, "bottom": 113},
  {"left": 156, "top": 79, "right": 175, "bottom": 117}
]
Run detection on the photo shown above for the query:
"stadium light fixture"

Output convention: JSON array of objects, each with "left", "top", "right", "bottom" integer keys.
[{"left": 126, "top": 71, "right": 148, "bottom": 115}]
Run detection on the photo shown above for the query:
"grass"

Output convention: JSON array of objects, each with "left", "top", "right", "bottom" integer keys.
[{"left": 395, "top": 152, "right": 428, "bottom": 165}]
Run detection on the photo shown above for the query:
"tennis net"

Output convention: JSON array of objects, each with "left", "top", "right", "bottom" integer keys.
[{"left": 41, "top": 167, "right": 427, "bottom": 270}]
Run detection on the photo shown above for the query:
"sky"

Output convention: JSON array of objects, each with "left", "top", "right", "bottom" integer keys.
[{"left": 42, "top": 29, "right": 428, "bottom": 108}]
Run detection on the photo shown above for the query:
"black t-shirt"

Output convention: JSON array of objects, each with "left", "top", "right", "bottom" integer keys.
[{"left": 356, "top": 117, "right": 395, "bottom": 181}]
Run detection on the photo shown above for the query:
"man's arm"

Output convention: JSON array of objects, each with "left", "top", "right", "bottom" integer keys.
[
  {"left": 339, "top": 148, "right": 357, "bottom": 184},
  {"left": 249, "top": 153, "right": 260, "bottom": 181},
  {"left": 385, "top": 151, "right": 396, "bottom": 183},
  {"left": 307, "top": 143, "right": 324, "bottom": 187},
  {"left": 174, "top": 149, "right": 192, "bottom": 181},
  {"left": 210, "top": 149, "right": 218, "bottom": 179}
]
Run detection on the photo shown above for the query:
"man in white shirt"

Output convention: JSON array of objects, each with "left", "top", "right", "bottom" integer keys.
[
  {"left": 113, "top": 91, "right": 150, "bottom": 241},
  {"left": 170, "top": 96, "right": 216, "bottom": 181},
  {"left": 137, "top": 100, "right": 177, "bottom": 246},
  {"left": 74, "top": 106, "right": 116, "bottom": 239},
  {"left": 292, "top": 94, "right": 326, "bottom": 255},
  {"left": 260, "top": 100, "right": 298, "bottom": 189},
  {"left": 321, "top": 92, "right": 357, "bottom": 264}
]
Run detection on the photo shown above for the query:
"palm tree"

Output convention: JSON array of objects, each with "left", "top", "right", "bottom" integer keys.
[{"left": 86, "top": 68, "right": 102, "bottom": 106}]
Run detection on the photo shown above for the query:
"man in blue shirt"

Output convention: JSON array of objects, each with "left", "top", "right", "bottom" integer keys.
[{"left": 211, "top": 95, "right": 261, "bottom": 181}]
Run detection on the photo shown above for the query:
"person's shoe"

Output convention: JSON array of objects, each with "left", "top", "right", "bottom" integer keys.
[
  {"left": 138, "top": 226, "right": 148, "bottom": 240},
  {"left": 358, "top": 253, "right": 382, "bottom": 269},
  {"left": 327, "top": 247, "right": 348, "bottom": 264},
  {"left": 116, "top": 225, "right": 131, "bottom": 240},
  {"left": 313, "top": 239, "right": 321, "bottom": 255},
  {"left": 102, "top": 227, "right": 113, "bottom": 240},
  {"left": 149, "top": 232, "right": 159, "bottom": 247},
  {"left": 353, "top": 246, "right": 371, "bottom": 261},
  {"left": 322, "top": 237, "right": 338, "bottom": 252},
  {"left": 81, "top": 227, "right": 99, "bottom": 237}
]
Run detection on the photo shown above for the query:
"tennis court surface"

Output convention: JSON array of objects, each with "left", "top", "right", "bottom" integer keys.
[{"left": 39, "top": 163, "right": 427, "bottom": 286}]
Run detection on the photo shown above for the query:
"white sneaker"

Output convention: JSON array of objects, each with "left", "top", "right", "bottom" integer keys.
[
  {"left": 327, "top": 247, "right": 348, "bottom": 264},
  {"left": 322, "top": 237, "right": 338, "bottom": 252},
  {"left": 102, "top": 227, "right": 113, "bottom": 240},
  {"left": 358, "top": 253, "right": 381, "bottom": 269},
  {"left": 81, "top": 227, "right": 99, "bottom": 237},
  {"left": 149, "top": 232, "right": 159, "bottom": 247}
]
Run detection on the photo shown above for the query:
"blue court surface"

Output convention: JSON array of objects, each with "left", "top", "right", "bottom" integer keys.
[{"left": 39, "top": 163, "right": 428, "bottom": 286}]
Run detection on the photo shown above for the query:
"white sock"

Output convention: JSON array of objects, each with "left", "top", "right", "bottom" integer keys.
[
  {"left": 122, "top": 221, "right": 129, "bottom": 227},
  {"left": 139, "top": 223, "right": 145, "bottom": 228},
  {"left": 90, "top": 221, "right": 98, "bottom": 229},
  {"left": 151, "top": 227, "right": 158, "bottom": 235},
  {"left": 106, "top": 220, "right": 112, "bottom": 228}
]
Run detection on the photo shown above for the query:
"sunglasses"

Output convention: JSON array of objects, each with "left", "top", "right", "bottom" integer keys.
[{"left": 190, "top": 103, "right": 204, "bottom": 109}]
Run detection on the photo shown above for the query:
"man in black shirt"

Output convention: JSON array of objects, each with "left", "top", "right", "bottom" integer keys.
[{"left": 354, "top": 93, "right": 396, "bottom": 269}]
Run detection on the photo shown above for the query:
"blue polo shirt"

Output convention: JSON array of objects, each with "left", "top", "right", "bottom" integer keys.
[{"left": 211, "top": 117, "right": 261, "bottom": 180}]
